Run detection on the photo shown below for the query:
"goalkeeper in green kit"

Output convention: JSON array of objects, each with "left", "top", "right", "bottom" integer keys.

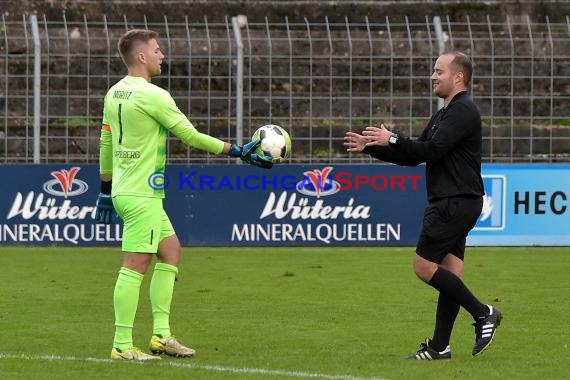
[{"left": 96, "top": 29, "right": 272, "bottom": 361}]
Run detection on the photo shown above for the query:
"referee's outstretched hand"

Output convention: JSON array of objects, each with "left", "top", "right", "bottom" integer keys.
[
  {"left": 362, "top": 124, "right": 392, "bottom": 146},
  {"left": 344, "top": 131, "right": 369, "bottom": 152}
]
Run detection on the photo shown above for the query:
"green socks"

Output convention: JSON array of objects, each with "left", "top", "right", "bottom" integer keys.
[
  {"left": 112, "top": 263, "right": 179, "bottom": 350},
  {"left": 150, "top": 262, "right": 179, "bottom": 338},
  {"left": 113, "top": 267, "right": 144, "bottom": 351}
]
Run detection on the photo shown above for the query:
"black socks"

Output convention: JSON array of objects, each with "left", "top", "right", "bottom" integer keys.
[{"left": 428, "top": 267, "right": 487, "bottom": 321}]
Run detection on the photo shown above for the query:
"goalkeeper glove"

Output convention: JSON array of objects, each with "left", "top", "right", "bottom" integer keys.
[
  {"left": 229, "top": 140, "right": 273, "bottom": 169},
  {"left": 96, "top": 181, "right": 120, "bottom": 224}
]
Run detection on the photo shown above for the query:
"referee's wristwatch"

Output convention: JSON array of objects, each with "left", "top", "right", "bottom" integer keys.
[{"left": 388, "top": 133, "right": 399, "bottom": 145}]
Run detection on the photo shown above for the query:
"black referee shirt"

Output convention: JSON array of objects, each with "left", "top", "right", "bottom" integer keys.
[{"left": 364, "top": 91, "right": 484, "bottom": 201}]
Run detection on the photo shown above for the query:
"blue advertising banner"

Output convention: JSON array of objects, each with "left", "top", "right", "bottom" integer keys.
[
  {"left": 0, "top": 165, "right": 122, "bottom": 246},
  {"left": 469, "top": 164, "right": 570, "bottom": 246},
  {"left": 163, "top": 165, "right": 426, "bottom": 246},
  {"left": 0, "top": 164, "right": 567, "bottom": 247},
  {"left": 0, "top": 164, "right": 426, "bottom": 247}
]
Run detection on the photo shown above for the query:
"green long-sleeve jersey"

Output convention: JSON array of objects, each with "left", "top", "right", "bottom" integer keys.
[{"left": 100, "top": 75, "right": 225, "bottom": 198}]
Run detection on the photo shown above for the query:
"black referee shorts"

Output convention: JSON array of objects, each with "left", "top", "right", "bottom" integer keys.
[{"left": 416, "top": 196, "right": 483, "bottom": 264}]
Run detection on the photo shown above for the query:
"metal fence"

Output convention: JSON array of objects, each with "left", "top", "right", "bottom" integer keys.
[{"left": 1, "top": 14, "right": 569, "bottom": 164}]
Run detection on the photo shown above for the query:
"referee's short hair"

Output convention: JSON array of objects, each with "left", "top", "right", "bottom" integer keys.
[{"left": 447, "top": 51, "right": 473, "bottom": 86}]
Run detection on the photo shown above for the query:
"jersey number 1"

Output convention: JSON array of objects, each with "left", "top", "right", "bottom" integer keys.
[{"left": 118, "top": 103, "right": 124, "bottom": 145}]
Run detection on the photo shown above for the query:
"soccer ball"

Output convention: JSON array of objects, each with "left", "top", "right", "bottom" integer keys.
[{"left": 252, "top": 124, "right": 291, "bottom": 163}]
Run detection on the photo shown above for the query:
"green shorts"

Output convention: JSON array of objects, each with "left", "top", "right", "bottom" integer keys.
[{"left": 112, "top": 195, "right": 175, "bottom": 253}]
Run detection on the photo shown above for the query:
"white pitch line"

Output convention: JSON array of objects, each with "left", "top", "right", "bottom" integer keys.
[{"left": 0, "top": 353, "right": 385, "bottom": 380}]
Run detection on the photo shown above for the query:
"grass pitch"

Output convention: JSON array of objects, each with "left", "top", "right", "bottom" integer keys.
[{"left": 0, "top": 246, "right": 567, "bottom": 380}]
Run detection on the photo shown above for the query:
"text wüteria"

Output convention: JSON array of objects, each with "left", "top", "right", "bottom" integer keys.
[
  {"left": 259, "top": 192, "right": 371, "bottom": 220},
  {"left": 6, "top": 192, "right": 97, "bottom": 220}
]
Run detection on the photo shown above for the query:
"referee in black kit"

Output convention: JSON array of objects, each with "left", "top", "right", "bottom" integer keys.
[{"left": 344, "top": 51, "right": 502, "bottom": 360}]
